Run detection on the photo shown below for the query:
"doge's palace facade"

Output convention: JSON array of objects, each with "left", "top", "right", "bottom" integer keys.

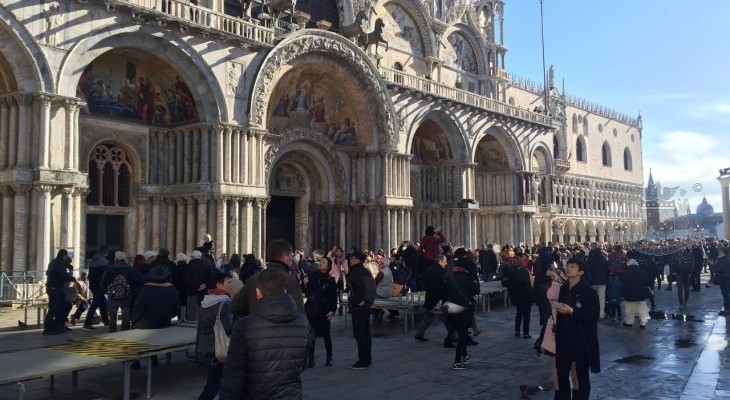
[{"left": 0, "top": 0, "right": 643, "bottom": 273}]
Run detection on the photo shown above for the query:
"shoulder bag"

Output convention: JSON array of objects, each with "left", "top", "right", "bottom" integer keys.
[{"left": 214, "top": 300, "right": 230, "bottom": 362}]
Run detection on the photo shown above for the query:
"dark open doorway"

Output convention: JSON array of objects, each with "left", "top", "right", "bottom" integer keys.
[{"left": 266, "top": 195, "right": 296, "bottom": 250}]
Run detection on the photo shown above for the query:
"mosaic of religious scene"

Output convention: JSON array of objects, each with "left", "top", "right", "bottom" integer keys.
[
  {"left": 411, "top": 122, "right": 453, "bottom": 162},
  {"left": 76, "top": 50, "right": 199, "bottom": 126},
  {"left": 476, "top": 139, "right": 508, "bottom": 170},
  {"left": 444, "top": 33, "right": 478, "bottom": 74},
  {"left": 268, "top": 68, "right": 361, "bottom": 146},
  {"left": 381, "top": 4, "right": 423, "bottom": 56}
]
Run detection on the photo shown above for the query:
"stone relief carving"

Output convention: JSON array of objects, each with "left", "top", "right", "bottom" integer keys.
[
  {"left": 263, "top": 127, "right": 347, "bottom": 202},
  {"left": 443, "top": 0, "right": 467, "bottom": 25},
  {"left": 226, "top": 62, "right": 246, "bottom": 98},
  {"left": 250, "top": 32, "right": 399, "bottom": 150}
]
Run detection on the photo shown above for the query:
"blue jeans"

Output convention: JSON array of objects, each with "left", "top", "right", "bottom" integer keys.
[
  {"left": 84, "top": 289, "right": 109, "bottom": 326},
  {"left": 197, "top": 352, "right": 224, "bottom": 400},
  {"left": 44, "top": 286, "right": 66, "bottom": 333}
]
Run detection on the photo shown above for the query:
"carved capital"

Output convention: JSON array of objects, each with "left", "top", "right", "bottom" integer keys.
[
  {"left": 137, "top": 195, "right": 150, "bottom": 203},
  {"left": 33, "top": 184, "right": 54, "bottom": 194},
  {"left": 194, "top": 195, "right": 210, "bottom": 204},
  {"left": 60, "top": 187, "right": 74, "bottom": 197}
]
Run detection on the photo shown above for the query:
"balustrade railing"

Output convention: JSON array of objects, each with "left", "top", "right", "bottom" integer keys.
[
  {"left": 379, "top": 66, "right": 552, "bottom": 126},
  {"left": 110, "top": 0, "right": 275, "bottom": 44}
]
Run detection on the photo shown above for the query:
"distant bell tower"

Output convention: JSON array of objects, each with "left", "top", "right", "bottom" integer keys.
[{"left": 644, "top": 168, "right": 660, "bottom": 231}]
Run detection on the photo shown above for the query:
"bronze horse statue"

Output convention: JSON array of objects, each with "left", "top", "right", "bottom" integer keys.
[
  {"left": 358, "top": 18, "right": 388, "bottom": 54},
  {"left": 238, "top": 0, "right": 254, "bottom": 19},
  {"left": 339, "top": 8, "right": 375, "bottom": 39},
  {"left": 259, "top": 0, "right": 298, "bottom": 30}
]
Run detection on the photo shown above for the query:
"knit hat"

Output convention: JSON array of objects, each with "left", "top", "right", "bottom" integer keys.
[
  {"left": 176, "top": 252, "right": 189, "bottom": 263},
  {"left": 115, "top": 251, "right": 127, "bottom": 260},
  {"left": 453, "top": 248, "right": 467, "bottom": 259},
  {"left": 350, "top": 250, "right": 366, "bottom": 264},
  {"left": 147, "top": 265, "right": 170, "bottom": 282},
  {"left": 626, "top": 259, "right": 639, "bottom": 267},
  {"left": 143, "top": 250, "right": 158, "bottom": 259},
  {"left": 192, "top": 250, "right": 203, "bottom": 259}
]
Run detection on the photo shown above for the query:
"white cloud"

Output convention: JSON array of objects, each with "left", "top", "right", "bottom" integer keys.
[
  {"left": 685, "top": 102, "right": 730, "bottom": 118},
  {"left": 643, "top": 130, "right": 726, "bottom": 213}
]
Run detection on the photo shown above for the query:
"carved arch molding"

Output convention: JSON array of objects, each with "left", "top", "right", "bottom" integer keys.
[
  {"left": 249, "top": 32, "right": 399, "bottom": 150},
  {"left": 381, "top": 0, "right": 435, "bottom": 57},
  {"left": 264, "top": 128, "right": 348, "bottom": 203}
]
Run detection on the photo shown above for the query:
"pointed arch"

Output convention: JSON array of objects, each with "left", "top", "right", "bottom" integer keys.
[
  {"left": 623, "top": 147, "right": 633, "bottom": 171},
  {"left": 602, "top": 141, "right": 612, "bottom": 167},
  {"left": 576, "top": 135, "right": 587, "bottom": 162}
]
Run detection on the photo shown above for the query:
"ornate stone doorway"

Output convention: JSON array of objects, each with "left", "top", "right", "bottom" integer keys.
[{"left": 266, "top": 195, "right": 296, "bottom": 250}]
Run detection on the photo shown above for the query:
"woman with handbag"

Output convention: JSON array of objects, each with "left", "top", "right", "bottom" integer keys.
[
  {"left": 196, "top": 270, "right": 234, "bottom": 400},
  {"left": 443, "top": 258, "right": 480, "bottom": 370},
  {"left": 303, "top": 257, "right": 338, "bottom": 367}
]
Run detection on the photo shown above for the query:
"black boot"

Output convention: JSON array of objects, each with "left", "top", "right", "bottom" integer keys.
[{"left": 326, "top": 356, "right": 333, "bottom": 367}]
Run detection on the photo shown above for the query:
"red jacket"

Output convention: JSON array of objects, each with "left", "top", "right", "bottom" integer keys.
[{"left": 419, "top": 233, "right": 446, "bottom": 261}]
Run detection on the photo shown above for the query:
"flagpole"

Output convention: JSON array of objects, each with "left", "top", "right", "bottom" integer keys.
[{"left": 540, "top": 0, "right": 548, "bottom": 113}]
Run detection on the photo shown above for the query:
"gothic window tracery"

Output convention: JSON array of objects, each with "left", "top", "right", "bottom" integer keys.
[{"left": 87, "top": 144, "right": 132, "bottom": 207}]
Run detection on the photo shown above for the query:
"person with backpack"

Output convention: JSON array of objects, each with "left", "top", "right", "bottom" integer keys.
[
  {"left": 100, "top": 251, "right": 144, "bottom": 332},
  {"left": 196, "top": 270, "right": 234, "bottom": 400},
  {"left": 84, "top": 246, "right": 110, "bottom": 329}
]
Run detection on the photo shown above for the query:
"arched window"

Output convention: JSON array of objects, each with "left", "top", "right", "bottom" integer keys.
[
  {"left": 623, "top": 148, "right": 632, "bottom": 170},
  {"left": 602, "top": 142, "right": 612, "bottom": 167},
  {"left": 393, "top": 62, "right": 404, "bottom": 71},
  {"left": 572, "top": 114, "right": 578, "bottom": 133},
  {"left": 87, "top": 144, "right": 133, "bottom": 207},
  {"left": 576, "top": 136, "right": 586, "bottom": 162},
  {"left": 583, "top": 118, "right": 589, "bottom": 135},
  {"left": 553, "top": 135, "right": 559, "bottom": 159}
]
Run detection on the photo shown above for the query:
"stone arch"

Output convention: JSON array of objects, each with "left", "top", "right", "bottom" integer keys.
[
  {"left": 586, "top": 220, "right": 597, "bottom": 241},
  {"left": 442, "top": 24, "right": 487, "bottom": 75},
  {"left": 83, "top": 137, "right": 145, "bottom": 185},
  {"left": 596, "top": 221, "right": 606, "bottom": 242},
  {"left": 473, "top": 125, "right": 524, "bottom": 171},
  {"left": 563, "top": 219, "right": 576, "bottom": 243},
  {"left": 601, "top": 141, "right": 612, "bottom": 166},
  {"left": 575, "top": 220, "right": 586, "bottom": 242},
  {"left": 375, "top": 0, "right": 435, "bottom": 57},
  {"left": 378, "top": 1, "right": 428, "bottom": 57},
  {"left": 57, "top": 25, "right": 226, "bottom": 123},
  {"left": 530, "top": 144, "right": 554, "bottom": 175},
  {"left": 264, "top": 128, "right": 348, "bottom": 203},
  {"left": 0, "top": 9, "right": 53, "bottom": 92},
  {"left": 576, "top": 135, "right": 587, "bottom": 162},
  {"left": 406, "top": 108, "right": 469, "bottom": 163},
  {"left": 250, "top": 31, "right": 399, "bottom": 151}
]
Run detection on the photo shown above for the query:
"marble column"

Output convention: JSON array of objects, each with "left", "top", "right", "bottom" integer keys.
[
  {"left": 196, "top": 196, "right": 209, "bottom": 246},
  {"left": 0, "top": 188, "right": 13, "bottom": 272},
  {"left": 61, "top": 187, "right": 74, "bottom": 249},
  {"left": 216, "top": 196, "right": 228, "bottom": 253},
  {"left": 136, "top": 196, "right": 148, "bottom": 253},
  {"left": 718, "top": 176, "right": 730, "bottom": 240},
  {"left": 16, "top": 94, "right": 31, "bottom": 168},
  {"left": 73, "top": 188, "right": 84, "bottom": 268},
  {"left": 233, "top": 129, "right": 241, "bottom": 183},
  {"left": 186, "top": 197, "right": 196, "bottom": 252},
  {"left": 151, "top": 197, "right": 161, "bottom": 250},
  {"left": 166, "top": 199, "right": 175, "bottom": 251},
  {"left": 201, "top": 127, "right": 210, "bottom": 182},
  {"left": 64, "top": 100, "right": 78, "bottom": 170},
  {"left": 37, "top": 94, "right": 52, "bottom": 168},
  {"left": 0, "top": 98, "right": 8, "bottom": 169},
  {"left": 183, "top": 130, "right": 191, "bottom": 183},
  {"left": 7, "top": 96, "right": 17, "bottom": 168},
  {"left": 253, "top": 199, "right": 263, "bottom": 258},
  {"left": 241, "top": 198, "right": 252, "bottom": 253},
  {"left": 229, "top": 198, "right": 240, "bottom": 254},
  {"left": 175, "top": 198, "right": 186, "bottom": 254},
  {"left": 33, "top": 185, "right": 52, "bottom": 274}
]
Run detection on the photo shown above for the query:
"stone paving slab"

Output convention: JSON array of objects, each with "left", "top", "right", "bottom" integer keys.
[{"left": 0, "top": 273, "right": 727, "bottom": 400}]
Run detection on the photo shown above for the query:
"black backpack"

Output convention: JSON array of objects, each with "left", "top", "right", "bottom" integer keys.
[{"left": 107, "top": 273, "right": 130, "bottom": 301}]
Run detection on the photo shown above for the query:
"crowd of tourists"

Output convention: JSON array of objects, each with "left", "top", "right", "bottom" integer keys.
[{"left": 42, "top": 228, "right": 730, "bottom": 400}]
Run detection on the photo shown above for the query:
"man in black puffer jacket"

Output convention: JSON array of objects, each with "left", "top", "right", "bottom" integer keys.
[{"left": 220, "top": 268, "right": 310, "bottom": 400}]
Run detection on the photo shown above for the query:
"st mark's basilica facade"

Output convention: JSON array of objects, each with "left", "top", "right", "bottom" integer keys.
[{"left": 0, "top": 0, "right": 644, "bottom": 273}]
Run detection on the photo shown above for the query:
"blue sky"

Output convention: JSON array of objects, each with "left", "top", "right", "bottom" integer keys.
[{"left": 504, "top": 1, "right": 730, "bottom": 216}]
